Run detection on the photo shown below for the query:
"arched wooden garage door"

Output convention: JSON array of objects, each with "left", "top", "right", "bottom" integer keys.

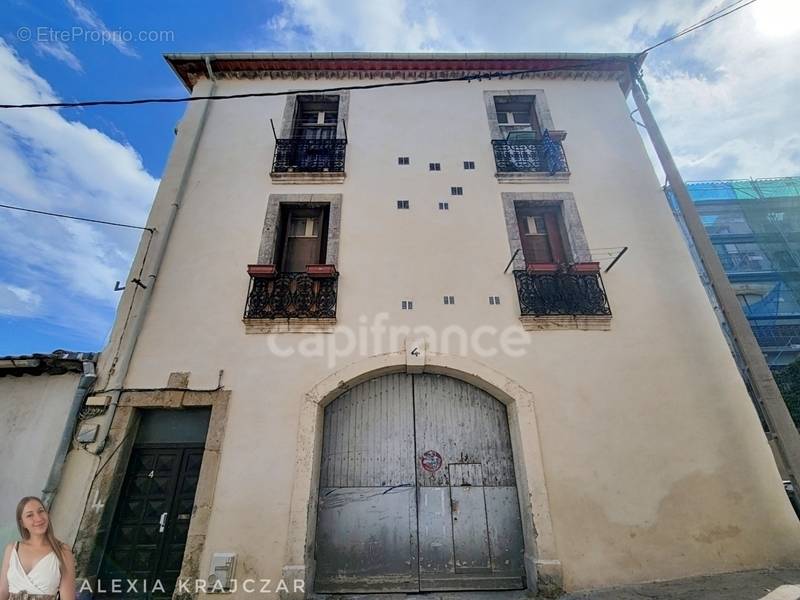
[{"left": 315, "top": 373, "right": 525, "bottom": 593}]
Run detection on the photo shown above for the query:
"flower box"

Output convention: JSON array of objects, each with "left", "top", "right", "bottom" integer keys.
[
  {"left": 306, "top": 264, "right": 338, "bottom": 278},
  {"left": 526, "top": 263, "right": 559, "bottom": 273},
  {"left": 569, "top": 262, "right": 600, "bottom": 273},
  {"left": 247, "top": 264, "right": 277, "bottom": 278}
]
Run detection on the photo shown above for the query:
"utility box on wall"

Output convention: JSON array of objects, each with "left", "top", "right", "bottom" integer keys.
[{"left": 208, "top": 552, "right": 236, "bottom": 592}]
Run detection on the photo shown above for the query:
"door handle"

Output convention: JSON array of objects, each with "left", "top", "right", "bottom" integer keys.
[{"left": 159, "top": 512, "right": 168, "bottom": 533}]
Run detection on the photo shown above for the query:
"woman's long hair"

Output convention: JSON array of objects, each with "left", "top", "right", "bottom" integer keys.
[{"left": 16, "top": 496, "right": 67, "bottom": 571}]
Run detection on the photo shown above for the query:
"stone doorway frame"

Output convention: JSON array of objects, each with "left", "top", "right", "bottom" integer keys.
[
  {"left": 280, "top": 351, "right": 561, "bottom": 598},
  {"left": 71, "top": 373, "right": 229, "bottom": 599}
]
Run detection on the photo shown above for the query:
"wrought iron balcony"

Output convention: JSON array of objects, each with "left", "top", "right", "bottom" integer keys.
[
  {"left": 244, "top": 272, "right": 338, "bottom": 319},
  {"left": 271, "top": 138, "right": 347, "bottom": 173},
  {"left": 491, "top": 132, "right": 568, "bottom": 174},
  {"left": 512, "top": 267, "right": 611, "bottom": 316}
]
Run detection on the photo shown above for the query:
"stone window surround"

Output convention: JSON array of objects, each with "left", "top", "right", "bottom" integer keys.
[
  {"left": 71, "top": 373, "right": 229, "bottom": 594},
  {"left": 247, "top": 193, "right": 342, "bottom": 334},
  {"left": 484, "top": 89, "right": 569, "bottom": 183},
  {"left": 502, "top": 192, "right": 611, "bottom": 331},
  {"left": 483, "top": 89, "right": 556, "bottom": 141},
  {"left": 257, "top": 193, "right": 342, "bottom": 267},
  {"left": 271, "top": 91, "right": 350, "bottom": 183},
  {"left": 502, "top": 191, "right": 591, "bottom": 271},
  {"left": 278, "top": 90, "right": 350, "bottom": 140}
]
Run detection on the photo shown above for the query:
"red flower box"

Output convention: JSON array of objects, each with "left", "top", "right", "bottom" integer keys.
[
  {"left": 526, "top": 262, "right": 559, "bottom": 273},
  {"left": 247, "top": 264, "right": 277, "bottom": 278},
  {"left": 306, "top": 264, "right": 338, "bottom": 278},
  {"left": 569, "top": 262, "right": 600, "bottom": 273}
]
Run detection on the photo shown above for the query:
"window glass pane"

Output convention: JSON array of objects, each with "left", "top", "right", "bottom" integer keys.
[
  {"left": 496, "top": 112, "right": 508, "bottom": 124},
  {"left": 323, "top": 112, "right": 338, "bottom": 124},
  {"left": 512, "top": 111, "right": 531, "bottom": 124},
  {"left": 299, "top": 112, "right": 319, "bottom": 124},
  {"left": 288, "top": 218, "right": 306, "bottom": 237},
  {"left": 698, "top": 209, "right": 752, "bottom": 235},
  {"left": 525, "top": 216, "right": 547, "bottom": 235},
  {"left": 715, "top": 243, "right": 772, "bottom": 271},
  {"left": 495, "top": 97, "right": 533, "bottom": 112},
  {"left": 289, "top": 217, "right": 318, "bottom": 237}
]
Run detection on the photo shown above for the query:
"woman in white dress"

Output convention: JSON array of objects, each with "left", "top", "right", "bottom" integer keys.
[{"left": 0, "top": 496, "right": 76, "bottom": 600}]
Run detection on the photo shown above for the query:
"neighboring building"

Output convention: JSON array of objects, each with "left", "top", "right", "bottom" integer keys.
[
  {"left": 667, "top": 177, "right": 800, "bottom": 370},
  {"left": 44, "top": 53, "right": 800, "bottom": 599},
  {"left": 0, "top": 350, "right": 96, "bottom": 547}
]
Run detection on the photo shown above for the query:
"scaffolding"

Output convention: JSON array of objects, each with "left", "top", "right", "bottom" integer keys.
[
  {"left": 666, "top": 177, "right": 800, "bottom": 438},
  {"left": 667, "top": 177, "right": 800, "bottom": 367}
]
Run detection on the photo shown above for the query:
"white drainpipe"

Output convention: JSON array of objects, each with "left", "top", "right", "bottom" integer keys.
[{"left": 42, "top": 359, "right": 97, "bottom": 507}]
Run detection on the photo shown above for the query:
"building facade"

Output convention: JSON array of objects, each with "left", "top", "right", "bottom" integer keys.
[
  {"left": 0, "top": 351, "right": 96, "bottom": 547},
  {"left": 668, "top": 177, "right": 800, "bottom": 371},
  {"left": 47, "top": 54, "right": 800, "bottom": 598}
]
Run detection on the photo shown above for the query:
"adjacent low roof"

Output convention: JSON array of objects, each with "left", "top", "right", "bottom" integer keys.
[
  {"left": 164, "top": 51, "right": 645, "bottom": 93},
  {"left": 0, "top": 350, "right": 97, "bottom": 377}
]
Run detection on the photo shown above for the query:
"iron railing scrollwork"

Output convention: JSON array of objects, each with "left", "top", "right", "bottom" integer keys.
[
  {"left": 492, "top": 135, "right": 568, "bottom": 174},
  {"left": 245, "top": 272, "right": 338, "bottom": 319},
  {"left": 272, "top": 138, "right": 347, "bottom": 173},
  {"left": 513, "top": 268, "right": 611, "bottom": 316}
]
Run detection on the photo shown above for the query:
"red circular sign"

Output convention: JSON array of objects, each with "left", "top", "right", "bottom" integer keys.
[{"left": 421, "top": 450, "right": 443, "bottom": 472}]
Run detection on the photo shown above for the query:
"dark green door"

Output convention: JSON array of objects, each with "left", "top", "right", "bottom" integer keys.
[{"left": 98, "top": 445, "right": 203, "bottom": 599}]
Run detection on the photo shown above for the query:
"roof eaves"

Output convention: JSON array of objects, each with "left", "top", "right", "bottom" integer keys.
[
  {"left": 163, "top": 51, "right": 645, "bottom": 93},
  {"left": 0, "top": 350, "right": 98, "bottom": 377}
]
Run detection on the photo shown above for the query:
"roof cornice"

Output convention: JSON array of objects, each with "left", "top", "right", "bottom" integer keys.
[{"left": 164, "top": 52, "right": 645, "bottom": 94}]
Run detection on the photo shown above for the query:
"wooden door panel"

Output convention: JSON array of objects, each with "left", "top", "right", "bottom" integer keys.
[{"left": 99, "top": 446, "right": 203, "bottom": 600}]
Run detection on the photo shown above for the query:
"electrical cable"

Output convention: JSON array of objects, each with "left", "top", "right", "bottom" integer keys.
[
  {"left": 0, "top": 0, "right": 765, "bottom": 111},
  {"left": 640, "top": 0, "right": 760, "bottom": 53},
  {"left": 0, "top": 61, "right": 621, "bottom": 109},
  {"left": 661, "top": 0, "right": 749, "bottom": 41},
  {"left": 0, "top": 202, "right": 153, "bottom": 231}
]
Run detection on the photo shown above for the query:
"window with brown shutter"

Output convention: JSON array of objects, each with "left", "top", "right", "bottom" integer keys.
[
  {"left": 275, "top": 205, "right": 330, "bottom": 272},
  {"left": 515, "top": 204, "right": 569, "bottom": 264}
]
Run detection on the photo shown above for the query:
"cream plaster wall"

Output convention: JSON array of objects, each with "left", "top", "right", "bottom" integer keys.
[
  {"left": 62, "top": 73, "right": 800, "bottom": 594},
  {"left": 0, "top": 373, "right": 80, "bottom": 547}
]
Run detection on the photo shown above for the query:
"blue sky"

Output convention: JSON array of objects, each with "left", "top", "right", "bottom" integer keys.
[{"left": 0, "top": 0, "right": 798, "bottom": 355}]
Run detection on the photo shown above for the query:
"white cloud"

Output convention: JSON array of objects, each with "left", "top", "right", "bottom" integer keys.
[
  {"left": 34, "top": 39, "right": 82, "bottom": 72},
  {"left": 643, "top": 0, "right": 800, "bottom": 179},
  {"left": 267, "top": 0, "right": 465, "bottom": 52},
  {"left": 0, "top": 39, "right": 157, "bottom": 342},
  {"left": 264, "top": 0, "right": 800, "bottom": 179},
  {"left": 0, "top": 283, "right": 41, "bottom": 317},
  {"left": 64, "top": 0, "right": 139, "bottom": 58}
]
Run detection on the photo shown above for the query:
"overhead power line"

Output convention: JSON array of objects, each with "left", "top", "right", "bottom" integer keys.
[
  {"left": 0, "top": 0, "right": 764, "bottom": 111},
  {"left": 0, "top": 202, "right": 153, "bottom": 231},
  {"left": 0, "top": 61, "right": 622, "bottom": 109},
  {"left": 641, "top": 0, "right": 760, "bottom": 53},
  {"left": 0, "top": 0, "right": 764, "bottom": 232}
]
